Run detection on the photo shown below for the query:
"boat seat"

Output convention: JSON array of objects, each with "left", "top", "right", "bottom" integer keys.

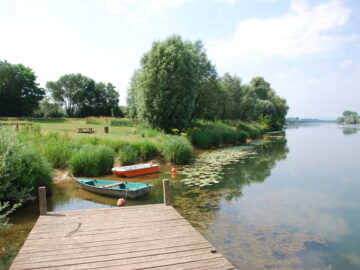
[{"left": 102, "top": 182, "right": 125, "bottom": 188}]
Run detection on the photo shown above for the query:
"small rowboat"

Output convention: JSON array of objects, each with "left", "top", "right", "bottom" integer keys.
[
  {"left": 74, "top": 178, "right": 153, "bottom": 199},
  {"left": 112, "top": 163, "right": 159, "bottom": 177}
]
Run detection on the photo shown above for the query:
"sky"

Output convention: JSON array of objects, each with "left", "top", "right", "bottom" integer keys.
[{"left": 0, "top": 0, "right": 359, "bottom": 119}]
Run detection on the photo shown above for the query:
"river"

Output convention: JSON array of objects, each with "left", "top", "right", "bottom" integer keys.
[{"left": 1, "top": 124, "right": 360, "bottom": 269}]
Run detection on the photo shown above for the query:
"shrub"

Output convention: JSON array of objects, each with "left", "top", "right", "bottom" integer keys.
[
  {"left": 237, "top": 123, "right": 261, "bottom": 139},
  {"left": 188, "top": 130, "right": 213, "bottom": 149},
  {"left": 70, "top": 145, "right": 114, "bottom": 176},
  {"left": 119, "top": 144, "right": 139, "bottom": 165},
  {"left": 43, "top": 133, "right": 74, "bottom": 169},
  {"left": 236, "top": 130, "right": 248, "bottom": 143},
  {"left": 161, "top": 136, "right": 193, "bottom": 164},
  {"left": 133, "top": 141, "right": 159, "bottom": 161},
  {"left": 0, "top": 128, "right": 53, "bottom": 202},
  {"left": 221, "top": 129, "right": 237, "bottom": 144}
]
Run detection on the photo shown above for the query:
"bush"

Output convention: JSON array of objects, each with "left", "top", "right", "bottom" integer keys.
[
  {"left": 237, "top": 123, "right": 261, "bottom": 139},
  {"left": 70, "top": 145, "right": 114, "bottom": 176},
  {"left": 118, "top": 144, "right": 139, "bottom": 165},
  {"left": 0, "top": 128, "right": 52, "bottom": 202},
  {"left": 236, "top": 130, "right": 248, "bottom": 143},
  {"left": 221, "top": 129, "right": 237, "bottom": 144},
  {"left": 161, "top": 136, "right": 193, "bottom": 164},
  {"left": 43, "top": 133, "right": 74, "bottom": 169},
  {"left": 133, "top": 141, "right": 159, "bottom": 161},
  {"left": 188, "top": 130, "right": 213, "bottom": 149}
]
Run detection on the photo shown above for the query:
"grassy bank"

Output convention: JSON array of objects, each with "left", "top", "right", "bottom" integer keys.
[{"left": 1, "top": 118, "right": 269, "bottom": 177}]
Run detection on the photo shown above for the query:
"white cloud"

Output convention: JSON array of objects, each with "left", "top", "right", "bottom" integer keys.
[
  {"left": 341, "top": 59, "right": 353, "bottom": 68},
  {"left": 106, "top": 0, "right": 192, "bottom": 27},
  {"left": 208, "top": 0, "right": 358, "bottom": 65}
]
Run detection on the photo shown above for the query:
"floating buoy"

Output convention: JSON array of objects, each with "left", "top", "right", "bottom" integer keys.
[
  {"left": 117, "top": 197, "right": 126, "bottom": 206},
  {"left": 171, "top": 167, "right": 177, "bottom": 173}
]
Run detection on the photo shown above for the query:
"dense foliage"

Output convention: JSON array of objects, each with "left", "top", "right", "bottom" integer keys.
[
  {"left": 337, "top": 111, "right": 359, "bottom": 124},
  {"left": 46, "top": 73, "right": 120, "bottom": 117},
  {"left": 0, "top": 128, "right": 52, "bottom": 202},
  {"left": 127, "top": 36, "right": 288, "bottom": 131},
  {"left": 70, "top": 145, "right": 114, "bottom": 176},
  {"left": 0, "top": 60, "right": 45, "bottom": 116}
]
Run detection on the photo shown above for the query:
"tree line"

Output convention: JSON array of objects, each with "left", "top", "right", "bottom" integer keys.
[
  {"left": 0, "top": 60, "right": 121, "bottom": 118},
  {"left": 127, "top": 35, "right": 288, "bottom": 131},
  {"left": 337, "top": 111, "right": 360, "bottom": 124}
]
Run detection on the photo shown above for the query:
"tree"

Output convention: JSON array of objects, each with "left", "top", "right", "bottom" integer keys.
[
  {"left": 46, "top": 73, "right": 94, "bottom": 117},
  {"left": 191, "top": 41, "right": 221, "bottom": 121},
  {"left": 126, "top": 70, "right": 143, "bottom": 118},
  {"left": 46, "top": 74, "right": 119, "bottom": 117},
  {"left": 219, "top": 73, "right": 243, "bottom": 120},
  {"left": 136, "top": 35, "right": 198, "bottom": 130},
  {"left": 0, "top": 60, "right": 44, "bottom": 116},
  {"left": 343, "top": 111, "right": 357, "bottom": 117}
]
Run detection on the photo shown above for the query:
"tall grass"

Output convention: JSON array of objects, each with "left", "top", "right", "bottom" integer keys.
[
  {"left": 110, "top": 119, "right": 142, "bottom": 127},
  {"left": 237, "top": 123, "right": 263, "bottom": 139},
  {"left": 70, "top": 145, "right": 114, "bottom": 176},
  {"left": 0, "top": 128, "right": 52, "bottom": 202},
  {"left": 43, "top": 133, "right": 74, "bottom": 169},
  {"left": 85, "top": 117, "right": 101, "bottom": 125},
  {"left": 118, "top": 144, "right": 139, "bottom": 165},
  {"left": 161, "top": 136, "right": 193, "bottom": 164}
]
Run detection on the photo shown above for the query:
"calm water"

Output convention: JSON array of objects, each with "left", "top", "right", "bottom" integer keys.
[{"left": 2, "top": 124, "right": 360, "bottom": 269}]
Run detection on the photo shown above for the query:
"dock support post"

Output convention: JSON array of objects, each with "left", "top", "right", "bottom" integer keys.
[
  {"left": 104, "top": 126, "right": 109, "bottom": 133},
  {"left": 38, "top": 187, "right": 47, "bottom": 215},
  {"left": 163, "top": 179, "right": 170, "bottom": 206}
]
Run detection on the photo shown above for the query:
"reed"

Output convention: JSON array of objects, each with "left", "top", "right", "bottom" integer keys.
[{"left": 161, "top": 136, "right": 193, "bottom": 164}]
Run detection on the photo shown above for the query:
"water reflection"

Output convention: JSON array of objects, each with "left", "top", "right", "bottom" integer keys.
[{"left": 341, "top": 126, "right": 360, "bottom": 136}]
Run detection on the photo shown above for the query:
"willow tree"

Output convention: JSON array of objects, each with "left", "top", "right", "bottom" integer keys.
[{"left": 136, "top": 35, "right": 198, "bottom": 131}]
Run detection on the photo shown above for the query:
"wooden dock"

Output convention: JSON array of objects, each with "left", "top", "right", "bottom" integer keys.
[{"left": 10, "top": 204, "right": 236, "bottom": 269}]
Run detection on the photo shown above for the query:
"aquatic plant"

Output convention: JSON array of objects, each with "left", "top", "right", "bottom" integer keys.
[
  {"left": 161, "top": 136, "right": 193, "bottom": 164},
  {"left": 43, "top": 133, "right": 74, "bottom": 169},
  {"left": 70, "top": 145, "right": 114, "bottom": 176},
  {"left": 179, "top": 146, "right": 256, "bottom": 187}
]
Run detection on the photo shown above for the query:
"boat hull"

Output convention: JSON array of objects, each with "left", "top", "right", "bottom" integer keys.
[
  {"left": 75, "top": 179, "right": 152, "bottom": 199},
  {"left": 112, "top": 164, "right": 159, "bottom": 177}
]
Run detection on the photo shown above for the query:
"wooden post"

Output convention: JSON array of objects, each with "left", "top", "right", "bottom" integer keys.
[
  {"left": 38, "top": 187, "right": 47, "bottom": 215},
  {"left": 104, "top": 126, "right": 109, "bottom": 133},
  {"left": 16, "top": 123, "right": 19, "bottom": 131},
  {"left": 163, "top": 179, "right": 170, "bottom": 206}
]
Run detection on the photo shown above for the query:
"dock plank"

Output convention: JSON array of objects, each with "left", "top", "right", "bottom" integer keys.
[{"left": 10, "top": 204, "right": 236, "bottom": 270}]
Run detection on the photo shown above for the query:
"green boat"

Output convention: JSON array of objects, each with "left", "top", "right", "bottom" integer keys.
[{"left": 74, "top": 178, "right": 153, "bottom": 199}]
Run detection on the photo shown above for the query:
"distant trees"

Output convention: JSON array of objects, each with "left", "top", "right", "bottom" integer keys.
[
  {"left": 127, "top": 36, "right": 289, "bottom": 131},
  {"left": 337, "top": 111, "right": 359, "bottom": 124},
  {"left": 46, "top": 74, "right": 120, "bottom": 117},
  {"left": 0, "top": 60, "right": 45, "bottom": 116}
]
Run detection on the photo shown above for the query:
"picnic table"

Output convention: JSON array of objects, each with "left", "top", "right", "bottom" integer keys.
[{"left": 77, "top": 127, "right": 95, "bottom": 134}]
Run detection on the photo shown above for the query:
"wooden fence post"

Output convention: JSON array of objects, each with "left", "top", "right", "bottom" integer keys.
[
  {"left": 104, "top": 126, "right": 109, "bottom": 133},
  {"left": 16, "top": 123, "right": 19, "bottom": 131},
  {"left": 163, "top": 179, "right": 170, "bottom": 206},
  {"left": 38, "top": 187, "right": 47, "bottom": 215}
]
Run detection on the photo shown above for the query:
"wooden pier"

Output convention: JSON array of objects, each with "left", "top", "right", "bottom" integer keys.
[{"left": 10, "top": 183, "right": 236, "bottom": 270}]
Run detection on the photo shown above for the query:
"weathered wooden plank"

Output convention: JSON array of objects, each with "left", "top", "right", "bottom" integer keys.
[
  {"left": 144, "top": 257, "right": 236, "bottom": 270},
  {"left": 12, "top": 248, "right": 218, "bottom": 269},
  {"left": 17, "top": 236, "right": 210, "bottom": 258},
  {"left": 27, "top": 221, "right": 191, "bottom": 239},
  {"left": 13, "top": 242, "right": 212, "bottom": 265},
  {"left": 29, "top": 218, "right": 190, "bottom": 235}
]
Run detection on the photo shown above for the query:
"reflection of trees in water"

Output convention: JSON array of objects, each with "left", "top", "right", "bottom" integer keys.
[
  {"left": 173, "top": 138, "right": 289, "bottom": 232},
  {"left": 342, "top": 127, "right": 359, "bottom": 135}
]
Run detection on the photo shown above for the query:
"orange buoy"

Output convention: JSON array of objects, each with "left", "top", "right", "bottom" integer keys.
[
  {"left": 171, "top": 167, "right": 177, "bottom": 173},
  {"left": 117, "top": 197, "right": 126, "bottom": 206}
]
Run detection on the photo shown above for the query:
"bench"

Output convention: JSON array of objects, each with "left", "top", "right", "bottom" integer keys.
[{"left": 77, "top": 128, "right": 94, "bottom": 133}]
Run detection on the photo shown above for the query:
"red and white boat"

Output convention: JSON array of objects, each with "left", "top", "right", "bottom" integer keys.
[{"left": 112, "top": 163, "right": 159, "bottom": 177}]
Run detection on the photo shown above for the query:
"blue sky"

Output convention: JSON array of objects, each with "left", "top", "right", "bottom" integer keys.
[{"left": 1, "top": 0, "right": 359, "bottom": 119}]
